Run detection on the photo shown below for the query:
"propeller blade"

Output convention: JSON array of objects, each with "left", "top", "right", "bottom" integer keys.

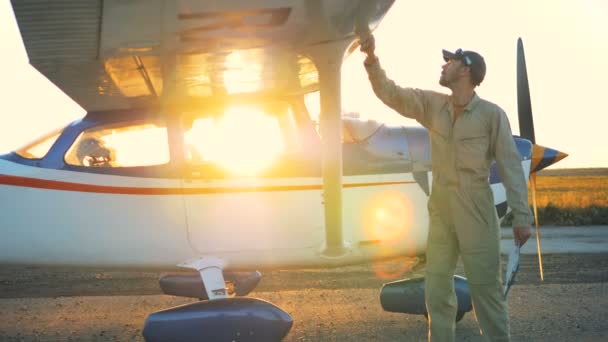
[
  {"left": 519, "top": 38, "right": 544, "bottom": 280},
  {"left": 530, "top": 173, "right": 544, "bottom": 281},
  {"left": 517, "top": 37, "right": 536, "bottom": 144}
]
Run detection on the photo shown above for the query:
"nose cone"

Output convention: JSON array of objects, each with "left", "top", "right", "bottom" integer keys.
[{"left": 531, "top": 144, "right": 568, "bottom": 173}]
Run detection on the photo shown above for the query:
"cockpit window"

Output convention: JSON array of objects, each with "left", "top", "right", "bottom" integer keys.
[
  {"left": 15, "top": 128, "right": 63, "bottom": 159},
  {"left": 65, "top": 121, "right": 169, "bottom": 168},
  {"left": 183, "top": 102, "right": 301, "bottom": 175}
]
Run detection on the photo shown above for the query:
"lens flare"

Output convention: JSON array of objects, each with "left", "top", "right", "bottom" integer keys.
[
  {"left": 362, "top": 189, "right": 413, "bottom": 245},
  {"left": 361, "top": 189, "right": 419, "bottom": 279},
  {"left": 371, "top": 249, "right": 419, "bottom": 280}
]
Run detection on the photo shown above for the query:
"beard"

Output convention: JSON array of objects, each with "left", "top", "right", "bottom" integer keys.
[{"left": 439, "top": 75, "right": 448, "bottom": 87}]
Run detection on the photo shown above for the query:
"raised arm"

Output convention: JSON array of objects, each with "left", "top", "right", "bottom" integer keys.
[{"left": 359, "top": 35, "right": 439, "bottom": 128}]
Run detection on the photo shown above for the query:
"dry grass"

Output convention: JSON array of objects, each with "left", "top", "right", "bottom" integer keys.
[
  {"left": 531, "top": 175, "right": 608, "bottom": 208},
  {"left": 501, "top": 168, "right": 608, "bottom": 225}
]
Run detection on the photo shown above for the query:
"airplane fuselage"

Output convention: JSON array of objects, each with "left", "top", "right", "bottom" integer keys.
[{"left": 0, "top": 104, "right": 442, "bottom": 269}]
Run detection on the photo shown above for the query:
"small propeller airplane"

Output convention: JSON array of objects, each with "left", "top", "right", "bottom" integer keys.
[{"left": 1, "top": 0, "right": 567, "bottom": 340}]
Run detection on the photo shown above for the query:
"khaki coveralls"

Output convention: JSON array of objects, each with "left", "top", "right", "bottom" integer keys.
[{"left": 365, "top": 61, "right": 533, "bottom": 342}]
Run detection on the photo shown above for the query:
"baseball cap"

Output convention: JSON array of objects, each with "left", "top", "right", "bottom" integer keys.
[{"left": 442, "top": 48, "right": 486, "bottom": 86}]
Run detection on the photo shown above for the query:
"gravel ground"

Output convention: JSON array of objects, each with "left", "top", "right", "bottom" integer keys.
[{"left": 1, "top": 253, "right": 607, "bottom": 341}]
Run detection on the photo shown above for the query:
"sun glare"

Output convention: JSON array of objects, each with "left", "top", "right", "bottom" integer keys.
[
  {"left": 222, "top": 51, "right": 263, "bottom": 94},
  {"left": 186, "top": 106, "right": 285, "bottom": 176},
  {"left": 102, "top": 125, "right": 170, "bottom": 167}
]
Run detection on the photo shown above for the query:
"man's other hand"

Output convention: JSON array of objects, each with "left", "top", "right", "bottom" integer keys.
[{"left": 513, "top": 226, "right": 532, "bottom": 246}]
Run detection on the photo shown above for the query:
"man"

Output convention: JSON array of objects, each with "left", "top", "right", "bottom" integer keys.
[
  {"left": 77, "top": 138, "right": 112, "bottom": 167},
  {"left": 359, "top": 35, "right": 533, "bottom": 342}
]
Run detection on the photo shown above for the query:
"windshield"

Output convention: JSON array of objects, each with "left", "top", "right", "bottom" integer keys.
[
  {"left": 15, "top": 128, "right": 64, "bottom": 159},
  {"left": 64, "top": 121, "right": 170, "bottom": 168}
]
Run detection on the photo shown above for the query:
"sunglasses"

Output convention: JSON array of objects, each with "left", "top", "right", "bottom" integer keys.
[{"left": 454, "top": 48, "right": 473, "bottom": 66}]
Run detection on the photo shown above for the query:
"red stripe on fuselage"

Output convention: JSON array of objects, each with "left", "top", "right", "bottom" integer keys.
[{"left": 0, "top": 174, "right": 416, "bottom": 195}]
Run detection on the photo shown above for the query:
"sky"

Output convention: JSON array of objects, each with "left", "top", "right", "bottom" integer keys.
[{"left": 1, "top": 0, "right": 607, "bottom": 169}]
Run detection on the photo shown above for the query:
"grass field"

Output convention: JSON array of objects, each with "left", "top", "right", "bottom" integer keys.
[
  {"left": 504, "top": 168, "right": 608, "bottom": 226},
  {"left": 532, "top": 174, "right": 608, "bottom": 208}
]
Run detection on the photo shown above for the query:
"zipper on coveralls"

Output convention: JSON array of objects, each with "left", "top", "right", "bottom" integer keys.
[{"left": 448, "top": 104, "right": 460, "bottom": 188}]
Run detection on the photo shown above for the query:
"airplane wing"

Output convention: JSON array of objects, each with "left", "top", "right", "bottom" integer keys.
[{"left": 11, "top": 0, "right": 394, "bottom": 112}]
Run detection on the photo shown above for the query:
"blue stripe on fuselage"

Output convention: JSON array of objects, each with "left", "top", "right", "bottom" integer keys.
[{"left": 489, "top": 137, "right": 532, "bottom": 184}]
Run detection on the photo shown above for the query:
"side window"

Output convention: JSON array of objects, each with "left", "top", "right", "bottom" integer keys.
[
  {"left": 15, "top": 128, "right": 63, "bottom": 159},
  {"left": 65, "top": 122, "right": 169, "bottom": 167},
  {"left": 183, "top": 104, "right": 301, "bottom": 175}
]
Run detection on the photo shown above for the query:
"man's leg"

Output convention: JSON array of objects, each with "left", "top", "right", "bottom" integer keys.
[
  {"left": 454, "top": 188, "right": 510, "bottom": 341},
  {"left": 425, "top": 198, "right": 459, "bottom": 342},
  {"left": 461, "top": 248, "right": 509, "bottom": 341}
]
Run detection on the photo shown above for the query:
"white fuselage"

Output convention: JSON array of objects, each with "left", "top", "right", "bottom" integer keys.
[
  {"left": 0, "top": 154, "right": 531, "bottom": 269},
  {"left": 0, "top": 159, "right": 430, "bottom": 269}
]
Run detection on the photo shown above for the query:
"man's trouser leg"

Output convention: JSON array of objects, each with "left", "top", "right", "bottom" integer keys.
[
  {"left": 425, "top": 197, "right": 459, "bottom": 342},
  {"left": 454, "top": 187, "right": 510, "bottom": 342}
]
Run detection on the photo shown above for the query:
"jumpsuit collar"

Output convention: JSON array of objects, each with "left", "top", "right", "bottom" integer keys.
[
  {"left": 447, "top": 92, "right": 480, "bottom": 125},
  {"left": 449, "top": 92, "right": 480, "bottom": 113},
  {"left": 463, "top": 92, "right": 480, "bottom": 113}
]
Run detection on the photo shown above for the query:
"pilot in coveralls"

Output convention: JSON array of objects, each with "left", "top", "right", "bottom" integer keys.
[{"left": 359, "top": 35, "right": 534, "bottom": 342}]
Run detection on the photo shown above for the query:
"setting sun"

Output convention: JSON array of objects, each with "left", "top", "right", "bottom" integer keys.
[{"left": 185, "top": 106, "right": 286, "bottom": 176}]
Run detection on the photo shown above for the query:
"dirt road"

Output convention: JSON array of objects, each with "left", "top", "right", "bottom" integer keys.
[{"left": 1, "top": 252, "right": 607, "bottom": 341}]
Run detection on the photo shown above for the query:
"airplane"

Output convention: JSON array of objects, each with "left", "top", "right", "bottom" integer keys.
[{"left": 1, "top": 0, "right": 567, "bottom": 340}]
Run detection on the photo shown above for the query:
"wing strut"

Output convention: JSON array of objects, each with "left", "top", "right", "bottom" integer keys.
[{"left": 305, "top": 40, "right": 353, "bottom": 258}]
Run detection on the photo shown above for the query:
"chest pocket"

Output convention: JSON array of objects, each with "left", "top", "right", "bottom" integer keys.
[
  {"left": 428, "top": 111, "right": 451, "bottom": 143},
  {"left": 454, "top": 120, "right": 490, "bottom": 172}
]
